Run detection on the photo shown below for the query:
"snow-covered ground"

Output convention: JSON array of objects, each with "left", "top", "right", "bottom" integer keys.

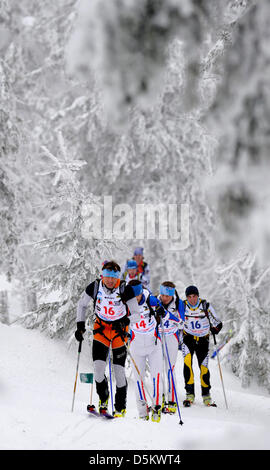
[{"left": 1, "top": 322, "right": 269, "bottom": 451}]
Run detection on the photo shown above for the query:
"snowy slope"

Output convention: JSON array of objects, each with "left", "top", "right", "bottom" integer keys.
[{"left": 0, "top": 322, "right": 269, "bottom": 451}]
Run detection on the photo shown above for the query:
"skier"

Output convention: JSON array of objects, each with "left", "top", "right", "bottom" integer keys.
[
  {"left": 157, "top": 281, "right": 185, "bottom": 414},
  {"left": 122, "top": 247, "right": 150, "bottom": 290},
  {"left": 181, "top": 285, "right": 223, "bottom": 407},
  {"left": 127, "top": 279, "right": 165, "bottom": 422},
  {"left": 75, "top": 260, "right": 141, "bottom": 418},
  {"left": 121, "top": 259, "right": 140, "bottom": 283}
]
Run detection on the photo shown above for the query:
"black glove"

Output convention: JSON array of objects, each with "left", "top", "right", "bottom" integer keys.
[
  {"left": 154, "top": 305, "right": 166, "bottom": 325},
  {"left": 121, "top": 316, "right": 130, "bottom": 327},
  {"left": 210, "top": 322, "right": 223, "bottom": 336},
  {"left": 155, "top": 305, "right": 166, "bottom": 318},
  {"left": 75, "top": 321, "right": 86, "bottom": 342},
  {"left": 112, "top": 316, "right": 130, "bottom": 339}
]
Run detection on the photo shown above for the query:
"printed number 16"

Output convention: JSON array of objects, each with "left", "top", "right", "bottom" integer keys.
[{"left": 104, "top": 306, "right": 115, "bottom": 315}]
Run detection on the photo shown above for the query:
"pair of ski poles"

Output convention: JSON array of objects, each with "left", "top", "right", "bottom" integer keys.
[
  {"left": 160, "top": 320, "right": 184, "bottom": 425},
  {"left": 155, "top": 301, "right": 184, "bottom": 424}
]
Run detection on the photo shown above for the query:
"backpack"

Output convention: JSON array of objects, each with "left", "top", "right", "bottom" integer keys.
[{"left": 183, "top": 298, "right": 209, "bottom": 316}]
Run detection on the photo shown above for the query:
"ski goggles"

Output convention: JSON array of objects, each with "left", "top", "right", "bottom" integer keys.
[
  {"left": 160, "top": 285, "right": 175, "bottom": 296},
  {"left": 102, "top": 269, "right": 121, "bottom": 279}
]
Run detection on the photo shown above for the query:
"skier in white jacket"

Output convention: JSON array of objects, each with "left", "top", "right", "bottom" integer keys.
[{"left": 127, "top": 279, "right": 165, "bottom": 422}]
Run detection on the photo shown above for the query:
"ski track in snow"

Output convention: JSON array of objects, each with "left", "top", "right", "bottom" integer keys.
[{"left": 1, "top": 323, "right": 269, "bottom": 450}]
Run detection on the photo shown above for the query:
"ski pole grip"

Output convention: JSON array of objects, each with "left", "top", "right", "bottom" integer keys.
[
  {"left": 78, "top": 340, "right": 82, "bottom": 353},
  {"left": 212, "top": 333, "right": 217, "bottom": 345}
]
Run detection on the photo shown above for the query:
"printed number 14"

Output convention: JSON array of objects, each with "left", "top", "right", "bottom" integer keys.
[{"left": 136, "top": 320, "right": 146, "bottom": 329}]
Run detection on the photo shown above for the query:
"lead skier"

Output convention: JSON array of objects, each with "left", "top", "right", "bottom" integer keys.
[{"left": 75, "top": 260, "right": 141, "bottom": 417}]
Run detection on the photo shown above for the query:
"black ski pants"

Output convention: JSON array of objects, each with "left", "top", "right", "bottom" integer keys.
[
  {"left": 92, "top": 339, "right": 127, "bottom": 411},
  {"left": 182, "top": 332, "right": 211, "bottom": 397}
]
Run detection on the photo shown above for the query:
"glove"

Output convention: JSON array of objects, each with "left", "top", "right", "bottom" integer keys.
[
  {"left": 115, "top": 316, "right": 130, "bottom": 330},
  {"left": 121, "top": 316, "right": 130, "bottom": 327},
  {"left": 112, "top": 316, "right": 130, "bottom": 339},
  {"left": 155, "top": 305, "right": 166, "bottom": 318},
  {"left": 154, "top": 305, "right": 166, "bottom": 326},
  {"left": 210, "top": 322, "right": 223, "bottom": 336},
  {"left": 75, "top": 321, "right": 86, "bottom": 342}
]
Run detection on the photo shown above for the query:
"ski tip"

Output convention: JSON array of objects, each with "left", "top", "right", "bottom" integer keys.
[{"left": 100, "top": 410, "right": 115, "bottom": 419}]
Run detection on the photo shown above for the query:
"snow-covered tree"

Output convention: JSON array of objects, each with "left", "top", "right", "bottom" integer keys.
[
  {"left": 215, "top": 252, "right": 270, "bottom": 391},
  {"left": 19, "top": 131, "right": 119, "bottom": 339},
  {"left": 2, "top": 0, "right": 270, "bottom": 395},
  {"left": 206, "top": 1, "right": 270, "bottom": 266},
  {"left": 67, "top": 0, "right": 235, "bottom": 128},
  {"left": 77, "top": 36, "right": 218, "bottom": 294},
  {"left": 0, "top": 56, "right": 21, "bottom": 279}
]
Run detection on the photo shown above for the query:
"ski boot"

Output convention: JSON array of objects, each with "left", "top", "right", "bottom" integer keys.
[
  {"left": 151, "top": 405, "right": 162, "bottom": 423},
  {"left": 139, "top": 415, "right": 149, "bottom": 421},
  {"left": 162, "top": 401, "right": 169, "bottom": 414},
  {"left": 99, "top": 397, "right": 109, "bottom": 414},
  {"left": 203, "top": 395, "right": 217, "bottom": 407},
  {"left": 87, "top": 404, "right": 100, "bottom": 417},
  {"left": 161, "top": 394, "right": 166, "bottom": 413},
  {"left": 167, "top": 401, "right": 177, "bottom": 414},
  {"left": 183, "top": 394, "right": 195, "bottom": 407},
  {"left": 139, "top": 404, "right": 151, "bottom": 421},
  {"left": 113, "top": 409, "right": 126, "bottom": 418}
]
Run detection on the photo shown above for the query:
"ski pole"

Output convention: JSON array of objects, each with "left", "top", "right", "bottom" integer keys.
[
  {"left": 160, "top": 328, "right": 168, "bottom": 408},
  {"left": 212, "top": 333, "right": 228, "bottom": 410},
  {"left": 201, "top": 302, "right": 228, "bottom": 409},
  {"left": 89, "top": 378, "right": 94, "bottom": 406},
  {"left": 71, "top": 340, "right": 82, "bottom": 412},
  {"left": 108, "top": 346, "right": 114, "bottom": 415},
  {"left": 160, "top": 321, "right": 184, "bottom": 425}
]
